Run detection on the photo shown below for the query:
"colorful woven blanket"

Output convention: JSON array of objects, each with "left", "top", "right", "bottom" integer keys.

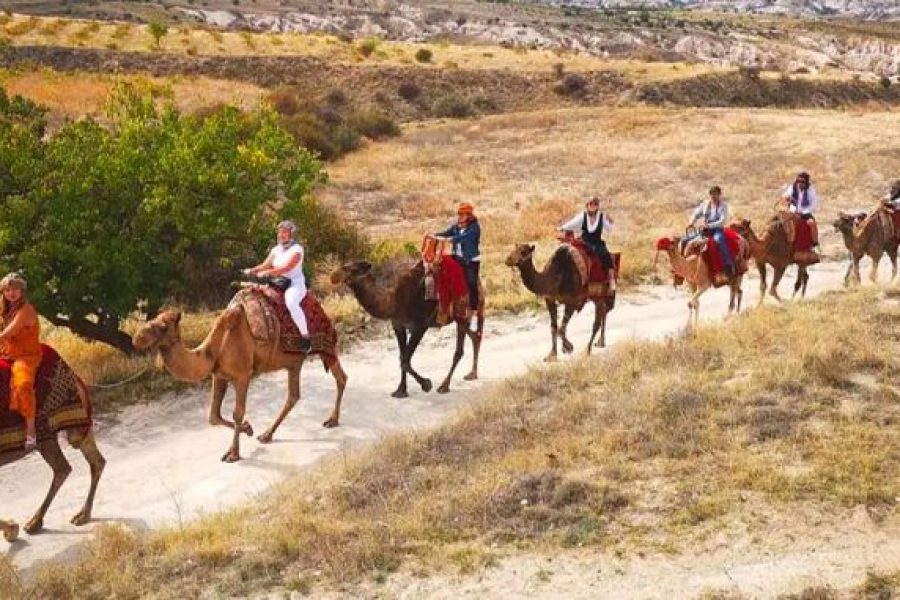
[{"left": 0, "top": 345, "right": 90, "bottom": 455}]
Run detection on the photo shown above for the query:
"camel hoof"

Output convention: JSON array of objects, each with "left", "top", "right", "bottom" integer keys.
[
  {"left": 420, "top": 379, "right": 433, "bottom": 393},
  {"left": 391, "top": 389, "right": 409, "bottom": 399},
  {"left": 221, "top": 451, "right": 241, "bottom": 463},
  {"left": 70, "top": 511, "right": 91, "bottom": 527},
  {"left": 240, "top": 422, "right": 254, "bottom": 437},
  {"left": 3, "top": 523, "right": 18, "bottom": 543},
  {"left": 322, "top": 418, "right": 339, "bottom": 429},
  {"left": 544, "top": 354, "right": 557, "bottom": 363},
  {"left": 437, "top": 384, "right": 450, "bottom": 394},
  {"left": 562, "top": 341, "right": 574, "bottom": 354},
  {"left": 463, "top": 372, "right": 478, "bottom": 381},
  {"left": 23, "top": 518, "right": 43, "bottom": 535},
  {"left": 257, "top": 432, "right": 273, "bottom": 444}
]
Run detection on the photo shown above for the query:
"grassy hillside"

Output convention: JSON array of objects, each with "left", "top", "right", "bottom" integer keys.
[{"left": 3, "top": 286, "right": 899, "bottom": 598}]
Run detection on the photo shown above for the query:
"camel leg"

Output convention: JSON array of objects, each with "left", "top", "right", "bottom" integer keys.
[
  {"left": 769, "top": 265, "right": 785, "bottom": 302},
  {"left": 792, "top": 266, "right": 804, "bottom": 299},
  {"left": 258, "top": 366, "right": 301, "bottom": 443},
  {"left": 888, "top": 247, "right": 898, "bottom": 282},
  {"left": 322, "top": 359, "right": 348, "bottom": 427},
  {"left": 756, "top": 261, "right": 767, "bottom": 305},
  {"left": 559, "top": 304, "right": 576, "bottom": 354},
  {"left": 437, "top": 322, "right": 467, "bottom": 394},
  {"left": 222, "top": 378, "right": 250, "bottom": 463},
  {"left": 545, "top": 298, "right": 559, "bottom": 362},
  {"left": 391, "top": 325, "right": 410, "bottom": 398},
  {"left": 870, "top": 255, "right": 881, "bottom": 284},
  {"left": 401, "top": 324, "right": 433, "bottom": 393},
  {"left": 1, "top": 520, "right": 18, "bottom": 543},
  {"left": 594, "top": 297, "right": 612, "bottom": 348},
  {"left": 586, "top": 300, "right": 607, "bottom": 352},
  {"left": 208, "top": 375, "right": 252, "bottom": 436},
  {"left": 67, "top": 430, "right": 106, "bottom": 526},
  {"left": 463, "top": 306, "right": 483, "bottom": 381},
  {"left": 25, "top": 439, "right": 72, "bottom": 534}
]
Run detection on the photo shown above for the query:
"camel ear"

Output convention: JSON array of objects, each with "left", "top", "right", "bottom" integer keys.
[
  {"left": 172, "top": 311, "right": 182, "bottom": 325},
  {"left": 527, "top": 244, "right": 535, "bottom": 253}
]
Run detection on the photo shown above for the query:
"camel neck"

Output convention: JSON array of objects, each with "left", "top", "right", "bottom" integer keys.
[
  {"left": 667, "top": 247, "right": 703, "bottom": 283},
  {"left": 348, "top": 276, "right": 395, "bottom": 320},
  {"left": 158, "top": 330, "right": 217, "bottom": 383},
  {"left": 518, "top": 256, "right": 551, "bottom": 296}
]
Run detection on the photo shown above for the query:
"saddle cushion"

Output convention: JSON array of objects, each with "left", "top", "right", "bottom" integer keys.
[
  {"left": 433, "top": 256, "right": 469, "bottom": 319},
  {"left": 703, "top": 228, "right": 746, "bottom": 284},
  {"left": 566, "top": 240, "right": 620, "bottom": 297},
  {"left": 0, "top": 345, "right": 90, "bottom": 455},
  {"left": 229, "top": 288, "right": 338, "bottom": 368}
]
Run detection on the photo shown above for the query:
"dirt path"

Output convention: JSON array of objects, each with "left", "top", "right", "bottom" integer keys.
[{"left": 0, "top": 260, "right": 868, "bottom": 577}]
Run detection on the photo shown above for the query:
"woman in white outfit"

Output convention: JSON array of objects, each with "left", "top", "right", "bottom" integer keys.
[{"left": 244, "top": 220, "right": 311, "bottom": 352}]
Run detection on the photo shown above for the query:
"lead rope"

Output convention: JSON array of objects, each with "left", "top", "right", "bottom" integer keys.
[{"left": 88, "top": 365, "right": 151, "bottom": 389}]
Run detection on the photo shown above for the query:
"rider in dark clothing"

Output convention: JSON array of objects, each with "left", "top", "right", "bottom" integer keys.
[{"left": 559, "top": 197, "right": 616, "bottom": 290}]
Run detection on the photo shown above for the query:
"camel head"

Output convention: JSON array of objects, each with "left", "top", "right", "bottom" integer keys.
[
  {"left": 505, "top": 244, "right": 536, "bottom": 267},
  {"left": 330, "top": 260, "right": 374, "bottom": 286},
  {"left": 833, "top": 211, "right": 865, "bottom": 234},
  {"left": 730, "top": 218, "right": 752, "bottom": 238},
  {"left": 132, "top": 310, "right": 183, "bottom": 352},
  {"left": 653, "top": 236, "right": 680, "bottom": 267}
]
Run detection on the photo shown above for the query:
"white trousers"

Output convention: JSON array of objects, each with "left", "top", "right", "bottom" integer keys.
[{"left": 285, "top": 284, "right": 309, "bottom": 336}]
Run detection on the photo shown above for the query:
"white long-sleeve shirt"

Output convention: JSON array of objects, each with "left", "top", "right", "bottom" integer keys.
[
  {"left": 782, "top": 184, "right": 819, "bottom": 215},
  {"left": 560, "top": 211, "right": 614, "bottom": 235},
  {"left": 690, "top": 200, "right": 730, "bottom": 229}
]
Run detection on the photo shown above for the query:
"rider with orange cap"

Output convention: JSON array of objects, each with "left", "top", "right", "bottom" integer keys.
[{"left": 435, "top": 202, "right": 481, "bottom": 310}]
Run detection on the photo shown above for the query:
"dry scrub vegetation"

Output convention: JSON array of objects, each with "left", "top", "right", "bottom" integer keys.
[
  {"left": 322, "top": 106, "right": 900, "bottom": 312},
  {"left": 3, "top": 287, "right": 899, "bottom": 598}
]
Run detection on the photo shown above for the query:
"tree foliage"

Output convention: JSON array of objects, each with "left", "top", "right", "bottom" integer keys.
[{"left": 0, "top": 83, "right": 363, "bottom": 354}]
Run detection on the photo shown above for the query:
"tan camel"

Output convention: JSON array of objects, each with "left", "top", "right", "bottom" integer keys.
[
  {"left": 132, "top": 308, "right": 347, "bottom": 463},
  {"left": 731, "top": 217, "right": 817, "bottom": 303},
  {"left": 833, "top": 209, "right": 899, "bottom": 285},
  {"left": 331, "top": 260, "right": 483, "bottom": 397},
  {"left": 505, "top": 244, "right": 615, "bottom": 362},
  {"left": 1, "top": 379, "right": 105, "bottom": 537},
  {"left": 655, "top": 235, "right": 751, "bottom": 328}
]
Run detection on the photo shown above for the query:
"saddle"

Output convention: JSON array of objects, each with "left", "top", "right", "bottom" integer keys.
[
  {"left": 773, "top": 211, "right": 819, "bottom": 265},
  {"left": 421, "top": 236, "right": 469, "bottom": 325},
  {"left": 681, "top": 229, "right": 748, "bottom": 288},
  {"left": 563, "top": 239, "right": 619, "bottom": 298},
  {"left": 0, "top": 345, "right": 91, "bottom": 455}
]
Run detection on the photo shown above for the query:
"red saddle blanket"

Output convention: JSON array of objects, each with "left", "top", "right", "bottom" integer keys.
[
  {"left": 570, "top": 240, "right": 620, "bottom": 285},
  {"left": 433, "top": 256, "right": 469, "bottom": 319},
  {"left": 0, "top": 345, "right": 91, "bottom": 455},
  {"left": 794, "top": 217, "right": 813, "bottom": 252},
  {"left": 230, "top": 287, "right": 338, "bottom": 369},
  {"left": 703, "top": 228, "right": 743, "bottom": 278}
]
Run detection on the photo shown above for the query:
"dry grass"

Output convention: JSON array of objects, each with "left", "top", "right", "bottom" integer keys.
[
  {"left": 8, "top": 286, "right": 900, "bottom": 598},
  {"left": 0, "top": 68, "right": 265, "bottom": 123},
  {"left": 322, "top": 106, "right": 900, "bottom": 312}
]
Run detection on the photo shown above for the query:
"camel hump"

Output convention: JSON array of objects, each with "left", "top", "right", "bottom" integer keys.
[{"left": 553, "top": 245, "right": 587, "bottom": 295}]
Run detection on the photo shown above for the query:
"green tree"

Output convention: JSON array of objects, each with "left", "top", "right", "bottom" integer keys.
[
  {"left": 0, "top": 83, "right": 344, "bottom": 354},
  {"left": 148, "top": 20, "right": 168, "bottom": 48}
]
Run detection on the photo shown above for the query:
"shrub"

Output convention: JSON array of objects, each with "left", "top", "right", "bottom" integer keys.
[
  {"left": 738, "top": 65, "right": 761, "bottom": 81},
  {"left": 333, "top": 125, "right": 361, "bottom": 154},
  {"left": 325, "top": 88, "right": 348, "bottom": 107},
  {"left": 433, "top": 94, "right": 473, "bottom": 118},
  {"left": 148, "top": 19, "right": 168, "bottom": 48},
  {"left": 346, "top": 110, "right": 400, "bottom": 140},
  {"left": 355, "top": 36, "right": 380, "bottom": 58},
  {"left": 415, "top": 48, "right": 433, "bottom": 63},
  {"left": 398, "top": 82, "right": 421, "bottom": 101},
  {"left": 880, "top": 76, "right": 892, "bottom": 89},
  {"left": 280, "top": 112, "right": 339, "bottom": 161},
  {"left": 553, "top": 73, "right": 588, "bottom": 98},
  {"left": 266, "top": 87, "right": 301, "bottom": 116},
  {"left": 553, "top": 62, "right": 565, "bottom": 78}
]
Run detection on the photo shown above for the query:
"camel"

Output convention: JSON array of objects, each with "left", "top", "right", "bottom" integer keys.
[
  {"left": 330, "top": 260, "right": 483, "bottom": 397},
  {"left": 833, "top": 209, "right": 898, "bottom": 285},
  {"left": 505, "top": 244, "right": 614, "bottom": 362},
  {"left": 730, "top": 217, "right": 815, "bottom": 303},
  {"left": 1, "top": 379, "right": 105, "bottom": 537},
  {"left": 655, "top": 235, "right": 751, "bottom": 328},
  {"left": 132, "top": 307, "right": 347, "bottom": 463}
]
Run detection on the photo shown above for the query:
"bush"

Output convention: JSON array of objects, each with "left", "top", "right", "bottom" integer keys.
[
  {"left": 267, "top": 87, "right": 301, "bottom": 116},
  {"left": 880, "top": 76, "right": 892, "bottom": 89},
  {"left": 415, "top": 48, "right": 433, "bottom": 63},
  {"left": 346, "top": 110, "right": 400, "bottom": 140},
  {"left": 553, "top": 73, "right": 588, "bottom": 98},
  {"left": 553, "top": 62, "right": 565, "bottom": 78},
  {"left": 325, "top": 88, "right": 348, "bottom": 107},
  {"left": 398, "top": 82, "right": 421, "bottom": 101},
  {"left": 148, "top": 19, "right": 168, "bottom": 48},
  {"left": 433, "top": 94, "right": 473, "bottom": 118},
  {"left": 280, "top": 112, "right": 339, "bottom": 161},
  {"left": 355, "top": 36, "right": 380, "bottom": 58}
]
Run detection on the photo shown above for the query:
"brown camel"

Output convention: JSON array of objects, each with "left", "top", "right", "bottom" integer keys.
[
  {"left": 505, "top": 244, "right": 615, "bottom": 362},
  {"left": 330, "top": 260, "right": 484, "bottom": 397},
  {"left": 1, "top": 379, "right": 105, "bottom": 537},
  {"left": 833, "top": 209, "right": 899, "bottom": 285},
  {"left": 655, "top": 235, "right": 751, "bottom": 328},
  {"left": 731, "top": 217, "right": 816, "bottom": 303},
  {"left": 132, "top": 307, "right": 347, "bottom": 463}
]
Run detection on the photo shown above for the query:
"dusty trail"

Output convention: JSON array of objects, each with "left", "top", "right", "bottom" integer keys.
[{"left": 0, "top": 261, "right": 868, "bottom": 577}]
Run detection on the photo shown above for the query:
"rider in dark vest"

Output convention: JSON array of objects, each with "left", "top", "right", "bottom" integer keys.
[{"left": 559, "top": 197, "right": 616, "bottom": 290}]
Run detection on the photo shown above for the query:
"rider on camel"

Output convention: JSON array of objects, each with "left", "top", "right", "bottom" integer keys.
[
  {"left": 0, "top": 273, "right": 42, "bottom": 452},
  {"left": 883, "top": 179, "right": 900, "bottom": 209},
  {"left": 559, "top": 196, "right": 616, "bottom": 291},
  {"left": 434, "top": 202, "right": 481, "bottom": 311},
  {"left": 244, "top": 220, "right": 312, "bottom": 353},
  {"left": 689, "top": 186, "right": 734, "bottom": 277},
  {"left": 781, "top": 171, "right": 819, "bottom": 248}
]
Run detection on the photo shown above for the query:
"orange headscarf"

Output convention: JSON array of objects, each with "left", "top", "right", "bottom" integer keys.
[{"left": 457, "top": 201, "right": 474, "bottom": 215}]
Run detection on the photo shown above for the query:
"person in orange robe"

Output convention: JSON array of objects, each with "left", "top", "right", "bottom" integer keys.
[{"left": 0, "top": 273, "right": 42, "bottom": 451}]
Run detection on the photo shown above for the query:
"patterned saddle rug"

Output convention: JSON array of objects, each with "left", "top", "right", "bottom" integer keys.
[
  {"left": 229, "top": 287, "right": 338, "bottom": 370},
  {"left": 682, "top": 229, "right": 748, "bottom": 288},
  {"left": 564, "top": 240, "right": 620, "bottom": 298},
  {"left": 0, "top": 345, "right": 91, "bottom": 455}
]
